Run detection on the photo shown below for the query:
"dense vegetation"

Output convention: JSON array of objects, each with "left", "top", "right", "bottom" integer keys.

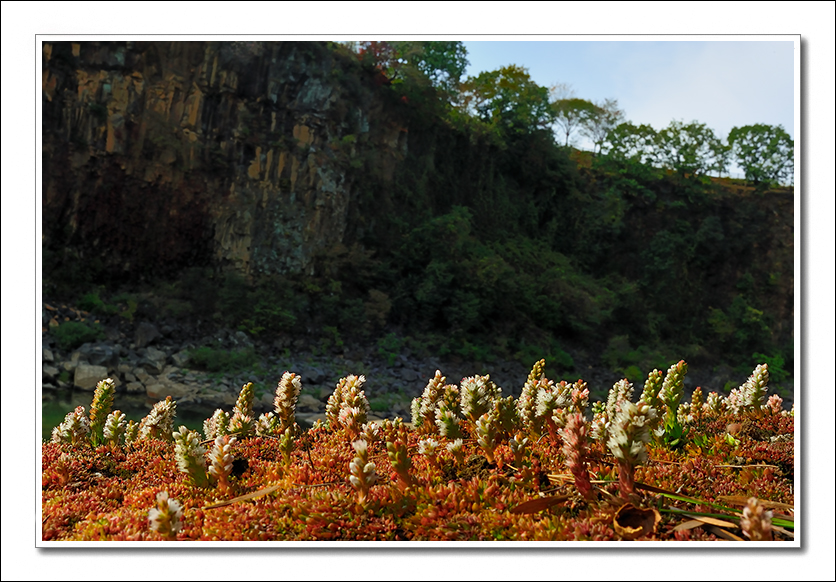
[
  {"left": 43, "top": 40, "right": 794, "bottom": 379},
  {"left": 43, "top": 362, "right": 793, "bottom": 542}
]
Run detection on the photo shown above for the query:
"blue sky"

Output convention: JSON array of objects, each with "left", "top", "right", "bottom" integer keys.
[{"left": 462, "top": 39, "right": 795, "bottom": 164}]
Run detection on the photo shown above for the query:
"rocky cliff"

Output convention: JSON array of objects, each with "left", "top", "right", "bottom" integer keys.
[{"left": 42, "top": 40, "right": 408, "bottom": 280}]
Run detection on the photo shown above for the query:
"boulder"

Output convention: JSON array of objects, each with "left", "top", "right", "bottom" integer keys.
[
  {"left": 133, "top": 367, "right": 150, "bottom": 382},
  {"left": 171, "top": 350, "right": 190, "bottom": 367},
  {"left": 305, "top": 367, "right": 327, "bottom": 385},
  {"left": 141, "top": 346, "right": 167, "bottom": 375},
  {"left": 297, "top": 393, "right": 323, "bottom": 412},
  {"left": 43, "top": 348, "right": 54, "bottom": 363},
  {"left": 74, "top": 363, "right": 109, "bottom": 390},
  {"left": 77, "top": 343, "right": 120, "bottom": 371},
  {"left": 145, "top": 381, "right": 190, "bottom": 400},
  {"left": 126, "top": 381, "right": 145, "bottom": 393},
  {"left": 135, "top": 322, "right": 161, "bottom": 348},
  {"left": 43, "top": 364, "right": 60, "bottom": 382}
]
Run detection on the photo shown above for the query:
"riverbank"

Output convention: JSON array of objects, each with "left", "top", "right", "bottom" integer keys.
[{"left": 41, "top": 297, "right": 793, "bottom": 440}]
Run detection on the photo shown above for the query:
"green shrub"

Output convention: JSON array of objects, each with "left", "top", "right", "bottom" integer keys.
[
  {"left": 186, "top": 346, "right": 259, "bottom": 373},
  {"left": 52, "top": 321, "right": 104, "bottom": 351},
  {"left": 78, "top": 293, "right": 106, "bottom": 313},
  {"left": 377, "top": 333, "right": 404, "bottom": 366}
]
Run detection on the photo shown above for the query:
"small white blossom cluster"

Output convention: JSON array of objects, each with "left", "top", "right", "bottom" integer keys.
[
  {"left": 228, "top": 411, "right": 254, "bottom": 437},
  {"left": 349, "top": 439, "right": 377, "bottom": 505},
  {"left": 765, "top": 394, "right": 784, "bottom": 415},
  {"left": 274, "top": 372, "right": 302, "bottom": 432},
  {"left": 460, "top": 375, "right": 500, "bottom": 424},
  {"left": 124, "top": 420, "right": 139, "bottom": 444},
  {"left": 418, "top": 437, "right": 441, "bottom": 459},
  {"left": 740, "top": 497, "right": 773, "bottom": 541},
  {"left": 607, "top": 401, "right": 658, "bottom": 466},
  {"left": 677, "top": 402, "right": 693, "bottom": 425},
  {"left": 229, "top": 383, "right": 256, "bottom": 437},
  {"left": 173, "top": 426, "right": 208, "bottom": 487},
  {"left": 148, "top": 491, "right": 184, "bottom": 539},
  {"left": 89, "top": 378, "right": 116, "bottom": 444},
  {"left": 725, "top": 387, "right": 746, "bottom": 416},
  {"left": 208, "top": 435, "right": 236, "bottom": 489},
  {"left": 659, "top": 361, "right": 688, "bottom": 422},
  {"left": 203, "top": 409, "right": 230, "bottom": 440},
  {"left": 703, "top": 391, "right": 725, "bottom": 414},
  {"left": 728, "top": 364, "right": 770, "bottom": 415},
  {"left": 475, "top": 412, "right": 499, "bottom": 463},
  {"left": 138, "top": 397, "right": 177, "bottom": 441},
  {"left": 589, "top": 401, "right": 608, "bottom": 441},
  {"left": 255, "top": 411, "right": 279, "bottom": 437},
  {"left": 103, "top": 410, "right": 127, "bottom": 445},
  {"left": 534, "top": 378, "right": 559, "bottom": 422},
  {"left": 411, "top": 370, "right": 448, "bottom": 433},
  {"left": 326, "top": 375, "right": 370, "bottom": 435},
  {"left": 361, "top": 421, "right": 381, "bottom": 444},
  {"left": 51, "top": 406, "right": 90, "bottom": 445},
  {"left": 446, "top": 438, "right": 466, "bottom": 465},
  {"left": 571, "top": 380, "right": 590, "bottom": 415},
  {"left": 517, "top": 359, "right": 546, "bottom": 433},
  {"left": 606, "top": 379, "right": 634, "bottom": 422},
  {"left": 435, "top": 402, "right": 463, "bottom": 439}
]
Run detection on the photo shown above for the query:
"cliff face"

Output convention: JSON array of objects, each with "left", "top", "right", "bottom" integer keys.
[{"left": 42, "top": 41, "right": 408, "bottom": 279}]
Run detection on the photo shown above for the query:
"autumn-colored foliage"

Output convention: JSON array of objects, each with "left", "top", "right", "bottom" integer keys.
[{"left": 42, "top": 363, "right": 794, "bottom": 542}]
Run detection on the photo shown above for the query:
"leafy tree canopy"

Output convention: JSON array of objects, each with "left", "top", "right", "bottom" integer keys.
[
  {"left": 580, "top": 98, "right": 625, "bottom": 155},
  {"left": 602, "top": 122, "right": 658, "bottom": 164},
  {"left": 654, "top": 120, "right": 727, "bottom": 177},
  {"left": 551, "top": 97, "right": 597, "bottom": 147},
  {"left": 728, "top": 124, "right": 794, "bottom": 186},
  {"left": 356, "top": 41, "right": 469, "bottom": 98},
  {"left": 460, "top": 65, "right": 554, "bottom": 137}
]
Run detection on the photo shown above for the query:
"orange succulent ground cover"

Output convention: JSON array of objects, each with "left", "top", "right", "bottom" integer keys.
[{"left": 41, "top": 365, "right": 794, "bottom": 542}]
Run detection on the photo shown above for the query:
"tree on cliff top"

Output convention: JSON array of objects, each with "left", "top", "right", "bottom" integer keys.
[
  {"left": 459, "top": 65, "right": 554, "bottom": 137},
  {"left": 579, "top": 98, "right": 625, "bottom": 156},
  {"left": 552, "top": 97, "right": 597, "bottom": 147},
  {"left": 728, "top": 123, "right": 794, "bottom": 186},
  {"left": 654, "top": 119, "right": 727, "bottom": 177},
  {"left": 355, "top": 41, "right": 468, "bottom": 100}
]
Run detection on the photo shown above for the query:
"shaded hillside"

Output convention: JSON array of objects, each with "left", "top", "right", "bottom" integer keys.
[{"left": 42, "top": 40, "right": 793, "bottom": 374}]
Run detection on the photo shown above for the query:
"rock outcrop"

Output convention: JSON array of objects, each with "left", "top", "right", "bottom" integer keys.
[{"left": 42, "top": 41, "right": 408, "bottom": 280}]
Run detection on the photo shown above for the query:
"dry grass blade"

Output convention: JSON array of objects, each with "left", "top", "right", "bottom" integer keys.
[
  {"left": 547, "top": 473, "right": 613, "bottom": 485},
  {"left": 204, "top": 483, "right": 282, "bottom": 509},
  {"left": 715, "top": 464, "right": 780, "bottom": 470},
  {"left": 702, "top": 524, "right": 744, "bottom": 541},
  {"left": 672, "top": 519, "right": 707, "bottom": 532},
  {"left": 681, "top": 514, "right": 739, "bottom": 529},
  {"left": 509, "top": 494, "right": 569, "bottom": 515}
]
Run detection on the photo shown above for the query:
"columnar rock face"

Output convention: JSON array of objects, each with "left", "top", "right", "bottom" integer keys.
[{"left": 42, "top": 41, "right": 408, "bottom": 279}]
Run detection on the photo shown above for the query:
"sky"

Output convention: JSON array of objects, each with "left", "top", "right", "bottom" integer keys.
[{"left": 462, "top": 39, "right": 795, "bottom": 171}]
